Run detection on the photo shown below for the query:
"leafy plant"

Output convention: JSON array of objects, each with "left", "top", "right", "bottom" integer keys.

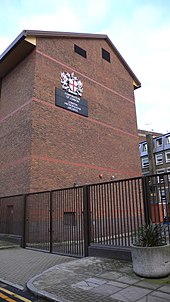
[{"left": 134, "top": 223, "right": 166, "bottom": 247}]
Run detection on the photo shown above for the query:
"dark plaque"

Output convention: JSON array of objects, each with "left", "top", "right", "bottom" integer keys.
[{"left": 55, "top": 88, "right": 88, "bottom": 117}]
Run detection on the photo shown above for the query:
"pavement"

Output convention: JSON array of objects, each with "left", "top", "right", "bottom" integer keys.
[{"left": 0, "top": 241, "right": 170, "bottom": 302}]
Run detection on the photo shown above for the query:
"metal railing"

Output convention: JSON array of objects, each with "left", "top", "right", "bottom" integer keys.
[{"left": 0, "top": 173, "right": 170, "bottom": 257}]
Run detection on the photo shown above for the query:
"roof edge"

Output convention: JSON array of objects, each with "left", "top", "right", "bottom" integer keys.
[
  {"left": 0, "top": 30, "right": 27, "bottom": 61},
  {"left": 106, "top": 35, "right": 141, "bottom": 88},
  {"left": 0, "top": 30, "right": 141, "bottom": 87}
]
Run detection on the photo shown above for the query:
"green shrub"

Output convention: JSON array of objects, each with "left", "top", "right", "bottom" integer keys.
[{"left": 134, "top": 223, "right": 166, "bottom": 247}]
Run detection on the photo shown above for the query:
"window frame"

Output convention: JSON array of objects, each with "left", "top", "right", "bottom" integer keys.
[
  {"left": 102, "top": 48, "right": 111, "bottom": 62},
  {"left": 142, "top": 157, "right": 149, "bottom": 168},
  {"left": 165, "top": 151, "right": 170, "bottom": 163},
  {"left": 156, "top": 169, "right": 165, "bottom": 183},
  {"left": 74, "top": 44, "right": 87, "bottom": 58},
  {"left": 156, "top": 138, "right": 163, "bottom": 147},
  {"left": 155, "top": 153, "right": 163, "bottom": 165},
  {"left": 167, "top": 168, "right": 170, "bottom": 182},
  {"left": 166, "top": 135, "right": 170, "bottom": 144},
  {"left": 142, "top": 143, "right": 147, "bottom": 152},
  {"left": 158, "top": 188, "right": 166, "bottom": 203}
]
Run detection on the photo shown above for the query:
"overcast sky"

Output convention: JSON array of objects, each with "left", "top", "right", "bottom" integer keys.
[{"left": 0, "top": 0, "right": 169, "bottom": 133}]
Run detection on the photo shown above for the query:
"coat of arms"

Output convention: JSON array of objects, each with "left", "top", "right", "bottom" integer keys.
[{"left": 60, "top": 72, "right": 83, "bottom": 97}]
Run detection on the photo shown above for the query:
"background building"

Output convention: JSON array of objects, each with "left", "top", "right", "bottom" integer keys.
[
  {"left": 138, "top": 129, "right": 162, "bottom": 143},
  {"left": 0, "top": 30, "right": 141, "bottom": 196},
  {"left": 139, "top": 133, "right": 170, "bottom": 176},
  {"left": 139, "top": 133, "right": 170, "bottom": 222}
]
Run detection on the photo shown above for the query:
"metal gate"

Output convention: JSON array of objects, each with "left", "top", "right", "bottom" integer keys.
[
  {"left": 1, "top": 173, "right": 170, "bottom": 258},
  {"left": 25, "top": 186, "right": 87, "bottom": 257}
]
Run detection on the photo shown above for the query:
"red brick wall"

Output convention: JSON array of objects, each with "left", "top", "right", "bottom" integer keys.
[
  {"left": 0, "top": 36, "right": 141, "bottom": 196},
  {"left": 0, "top": 52, "right": 35, "bottom": 196}
]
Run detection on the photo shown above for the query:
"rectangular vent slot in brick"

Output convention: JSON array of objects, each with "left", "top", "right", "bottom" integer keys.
[
  {"left": 102, "top": 48, "right": 110, "bottom": 62},
  {"left": 74, "top": 44, "right": 87, "bottom": 58},
  {"left": 64, "top": 212, "right": 76, "bottom": 226}
]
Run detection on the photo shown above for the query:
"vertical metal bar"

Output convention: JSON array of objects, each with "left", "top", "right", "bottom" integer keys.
[
  {"left": 78, "top": 187, "right": 82, "bottom": 256},
  {"left": 134, "top": 179, "right": 140, "bottom": 232},
  {"left": 57, "top": 190, "right": 61, "bottom": 254},
  {"left": 115, "top": 182, "right": 120, "bottom": 245},
  {"left": 101, "top": 184, "right": 106, "bottom": 244},
  {"left": 100, "top": 184, "right": 104, "bottom": 244},
  {"left": 80, "top": 187, "right": 84, "bottom": 256},
  {"left": 103, "top": 183, "right": 109, "bottom": 244},
  {"left": 64, "top": 189, "right": 70, "bottom": 254},
  {"left": 166, "top": 174, "right": 170, "bottom": 243},
  {"left": 124, "top": 181, "right": 130, "bottom": 246},
  {"left": 138, "top": 178, "right": 145, "bottom": 226},
  {"left": 121, "top": 181, "right": 127, "bottom": 246},
  {"left": 63, "top": 189, "right": 66, "bottom": 254},
  {"left": 142, "top": 176, "right": 151, "bottom": 225},
  {"left": 71, "top": 188, "right": 74, "bottom": 256},
  {"left": 107, "top": 183, "right": 112, "bottom": 245},
  {"left": 74, "top": 188, "right": 78, "bottom": 256},
  {"left": 95, "top": 185, "right": 100, "bottom": 244},
  {"left": 112, "top": 182, "right": 117, "bottom": 245},
  {"left": 83, "top": 185, "right": 90, "bottom": 257},
  {"left": 92, "top": 185, "right": 97, "bottom": 244},
  {"left": 152, "top": 175, "right": 156, "bottom": 223},
  {"left": 157, "top": 174, "right": 163, "bottom": 223},
  {"left": 130, "top": 179, "right": 136, "bottom": 234},
  {"left": 22, "top": 194, "right": 27, "bottom": 248},
  {"left": 49, "top": 191, "right": 53, "bottom": 253},
  {"left": 26, "top": 195, "right": 30, "bottom": 247},
  {"left": 78, "top": 187, "right": 82, "bottom": 257},
  {"left": 118, "top": 181, "right": 122, "bottom": 245},
  {"left": 68, "top": 189, "right": 71, "bottom": 255}
]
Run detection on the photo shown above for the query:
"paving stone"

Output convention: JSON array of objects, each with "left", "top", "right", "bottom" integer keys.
[
  {"left": 71, "top": 280, "right": 99, "bottom": 291},
  {"left": 116, "top": 275, "right": 141, "bottom": 285},
  {"left": 1, "top": 247, "right": 170, "bottom": 302},
  {"left": 99, "top": 271, "right": 123, "bottom": 280},
  {"left": 107, "top": 281, "right": 129, "bottom": 288},
  {"left": 90, "top": 283, "right": 122, "bottom": 296},
  {"left": 135, "top": 280, "right": 162, "bottom": 290},
  {"left": 151, "top": 290, "right": 170, "bottom": 300},
  {"left": 85, "top": 277, "right": 107, "bottom": 285},
  {"left": 159, "top": 284, "right": 170, "bottom": 293},
  {"left": 135, "top": 297, "right": 147, "bottom": 302},
  {"left": 110, "top": 285, "right": 151, "bottom": 302},
  {"left": 0, "top": 248, "right": 74, "bottom": 287},
  {"left": 148, "top": 296, "right": 170, "bottom": 302},
  {"left": 137, "top": 296, "right": 168, "bottom": 302}
]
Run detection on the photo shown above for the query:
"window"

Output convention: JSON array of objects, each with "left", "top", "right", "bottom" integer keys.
[
  {"left": 74, "top": 44, "right": 87, "bottom": 58},
  {"left": 142, "top": 157, "right": 149, "bottom": 168},
  {"left": 165, "top": 151, "right": 170, "bottom": 163},
  {"left": 157, "top": 169, "right": 165, "bottom": 183},
  {"left": 159, "top": 189, "right": 166, "bottom": 203},
  {"left": 64, "top": 212, "right": 76, "bottom": 226},
  {"left": 167, "top": 168, "right": 170, "bottom": 182},
  {"left": 142, "top": 143, "right": 147, "bottom": 152},
  {"left": 155, "top": 153, "right": 163, "bottom": 165},
  {"left": 156, "top": 138, "right": 162, "bottom": 147},
  {"left": 102, "top": 48, "right": 110, "bottom": 62},
  {"left": 166, "top": 135, "right": 170, "bottom": 144}
]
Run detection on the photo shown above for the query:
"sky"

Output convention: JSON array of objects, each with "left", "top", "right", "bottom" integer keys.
[{"left": 0, "top": 0, "right": 170, "bottom": 134}]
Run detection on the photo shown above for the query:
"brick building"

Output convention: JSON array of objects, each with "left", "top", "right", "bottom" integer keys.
[
  {"left": 0, "top": 30, "right": 141, "bottom": 196},
  {"left": 139, "top": 133, "right": 170, "bottom": 222},
  {"left": 138, "top": 129, "right": 162, "bottom": 143},
  {"left": 139, "top": 133, "right": 170, "bottom": 176}
]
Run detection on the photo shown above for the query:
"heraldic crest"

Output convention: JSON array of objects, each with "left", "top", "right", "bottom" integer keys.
[{"left": 60, "top": 72, "right": 83, "bottom": 97}]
